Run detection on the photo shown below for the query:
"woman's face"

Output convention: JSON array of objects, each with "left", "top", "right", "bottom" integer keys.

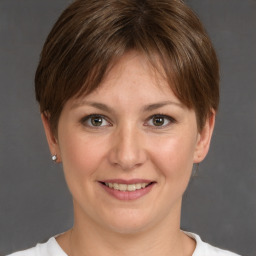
[{"left": 43, "top": 52, "right": 214, "bottom": 234}]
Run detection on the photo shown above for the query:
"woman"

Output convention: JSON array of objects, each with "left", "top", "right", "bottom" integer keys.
[{"left": 8, "top": 0, "right": 240, "bottom": 255}]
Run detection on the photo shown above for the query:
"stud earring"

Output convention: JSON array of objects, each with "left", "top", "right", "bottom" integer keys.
[{"left": 51, "top": 155, "right": 57, "bottom": 162}]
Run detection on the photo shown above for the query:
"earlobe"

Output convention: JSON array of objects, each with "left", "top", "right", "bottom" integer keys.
[
  {"left": 193, "top": 111, "right": 216, "bottom": 163},
  {"left": 41, "top": 113, "right": 61, "bottom": 163}
]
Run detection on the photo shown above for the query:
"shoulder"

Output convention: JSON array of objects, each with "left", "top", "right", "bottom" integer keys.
[
  {"left": 7, "top": 247, "right": 37, "bottom": 256},
  {"left": 184, "top": 231, "right": 241, "bottom": 256},
  {"left": 6, "top": 237, "right": 67, "bottom": 256}
]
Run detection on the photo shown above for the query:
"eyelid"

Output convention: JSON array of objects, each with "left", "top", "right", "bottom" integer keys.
[
  {"left": 80, "top": 114, "right": 112, "bottom": 127},
  {"left": 144, "top": 114, "right": 177, "bottom": 128}
]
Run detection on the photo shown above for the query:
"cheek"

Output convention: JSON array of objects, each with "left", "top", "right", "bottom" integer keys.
[
  {"left": 58, "top": 128, "right": 108, "bottom": 183},
  {"left": 145, "top": 133, "right": 197, "bottom": 216},
  {"left": 149, "top": 134, "right": 196, "bottom": 181}
]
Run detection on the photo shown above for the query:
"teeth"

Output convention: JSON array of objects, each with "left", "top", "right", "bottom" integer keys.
[
  {"left": 127, "top": 184, "right": 136, "bottom": 191},
  {"left": 135, "top": 184, "right": 142, "bottom": 189},
  {"left": 105, "top": 182, "right": 150, "bottom": 191},
  {"left": 119, "top": 184, "right": 127, "bottom": 191}
]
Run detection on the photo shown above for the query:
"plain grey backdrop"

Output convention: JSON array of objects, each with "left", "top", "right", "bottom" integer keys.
[{"left": 0, "top": 0, "right": 255, "bottom": 255}]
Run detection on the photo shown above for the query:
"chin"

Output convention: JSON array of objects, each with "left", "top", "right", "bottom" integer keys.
[{"left": 100, "top": 208, "right": 158, "bottom": 235}]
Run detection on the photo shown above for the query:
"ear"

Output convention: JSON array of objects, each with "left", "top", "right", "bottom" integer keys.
[
  {"left": 193, "top": 111, "right": 216, "bottom": 163},
  {"left": 41, "top": 113, "right": 61, "bottom": 163}
]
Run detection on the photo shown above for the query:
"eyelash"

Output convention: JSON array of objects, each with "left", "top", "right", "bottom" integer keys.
[
  {"left": 144, "top": 114, "right": 176, "bottom": 129},
  {"left": 80, "top": 113, "right": 176, "bottom": 129},
  {"left": 80, "top": 114, "right": 112, "bottom": 128}
]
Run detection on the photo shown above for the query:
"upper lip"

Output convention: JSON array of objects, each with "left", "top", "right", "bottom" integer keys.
[{"left": 99, "top": 179, "right": 154, "bottom": 184}]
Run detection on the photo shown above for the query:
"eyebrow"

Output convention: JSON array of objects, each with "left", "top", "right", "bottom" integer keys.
[
  {"left": 71, "top": 100, "right": 183, "bottom": 112},
  {"left": 142, "top": 101, "right": 183, "bottom": 112},
  {"left": 71, "top": 101, "right": 114, "bottom": 113}
]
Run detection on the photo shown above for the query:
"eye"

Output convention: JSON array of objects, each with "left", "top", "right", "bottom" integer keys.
[
  {"left": 81, "top": 114, "right": 111, "bottom": 127},
  {"left": 145, "top": 114, "right": 176, "bottom": 128}
]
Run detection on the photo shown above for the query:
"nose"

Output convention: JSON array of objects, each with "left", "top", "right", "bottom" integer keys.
[{"left": 108, "top": 124, "right": 147, "bottom": 171}]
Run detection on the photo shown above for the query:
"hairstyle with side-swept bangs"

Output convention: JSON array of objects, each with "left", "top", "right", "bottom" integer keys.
[{"left": 35, "top": 0, "right": 219, "bottom": 134}]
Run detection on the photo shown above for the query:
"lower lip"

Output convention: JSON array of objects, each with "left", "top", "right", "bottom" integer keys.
[{"left": 99, "top": 183, "right": 155, "bottom": 200}]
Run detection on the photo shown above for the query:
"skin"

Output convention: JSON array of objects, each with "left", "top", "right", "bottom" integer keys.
[{"left": 42, "top": 51, "right": 215, "bottom": 256}]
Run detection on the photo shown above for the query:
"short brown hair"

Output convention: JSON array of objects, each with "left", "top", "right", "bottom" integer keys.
[{"left": 35, "top": 0, "right": 219, "bottom": 133}]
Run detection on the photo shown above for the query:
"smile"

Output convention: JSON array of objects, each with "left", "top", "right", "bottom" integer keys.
[
  {"left": 99, "top": 180, "right": 156, "bottom": 200},
  {"left": 104, "top": 182, "right": 150, "bottom": 191}
]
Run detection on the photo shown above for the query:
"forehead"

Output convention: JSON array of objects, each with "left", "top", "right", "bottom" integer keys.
[
  {"left": 98, "top": 52, "right": 174, "bottom": 95},
  {"left": 71, "top": 51, "right": 181, "bottom": 107}
]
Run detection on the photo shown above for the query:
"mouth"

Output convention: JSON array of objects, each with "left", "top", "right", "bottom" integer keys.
[
  {"left": 98, "top": 180, "right": 156, "bottom": 200},
  {"left": 102, "top": 182, "right": 154, "bottom": 192}
]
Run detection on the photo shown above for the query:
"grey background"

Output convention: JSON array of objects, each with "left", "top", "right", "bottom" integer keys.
[{"left": 0, "top": 0, "right": 255, "bottom": 255}]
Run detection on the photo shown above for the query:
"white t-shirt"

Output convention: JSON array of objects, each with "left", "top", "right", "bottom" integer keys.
[{"left": 7, "top": 232, "right": 241, "bottom": 256}]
